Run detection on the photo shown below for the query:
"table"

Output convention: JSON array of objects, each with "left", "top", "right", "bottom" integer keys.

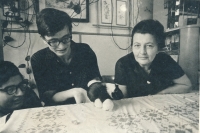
[{"left": 0, "top": 92, "right": 199, "bottom": 133}]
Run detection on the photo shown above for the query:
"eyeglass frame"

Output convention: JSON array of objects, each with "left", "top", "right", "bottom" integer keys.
[
  {"left": 42, "top": 34, "right": 72, "bottom": 47},
  {"left": 0, "top": 79, "right": 29, "bottom": 95}
]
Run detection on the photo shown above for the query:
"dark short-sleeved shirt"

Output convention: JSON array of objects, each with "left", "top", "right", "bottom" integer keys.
[
  {"left": 31, "top": 41, "right": 101, "bottom": 105},
  {"left": 114, "top": 52, "right": 184, "bottom": 98}
]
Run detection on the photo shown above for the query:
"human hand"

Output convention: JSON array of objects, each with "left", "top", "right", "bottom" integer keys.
[{"left": 71, "top": 88, "right": 88, "bottom": 104}]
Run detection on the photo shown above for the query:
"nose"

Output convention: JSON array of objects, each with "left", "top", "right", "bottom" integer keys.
[
  {"left": 57, "top": 41, "right": 69, "bottom": 49},
  {"left": 140, "top": 46, "right": 147, "bottom": 54},
  {"left": 15, "top": 87, "right": 24, "bottom": 96}
]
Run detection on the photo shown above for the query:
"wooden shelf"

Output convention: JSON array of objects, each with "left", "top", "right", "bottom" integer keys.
[
  {"left": 93, "top": 24, "right": 132, "bottom": 30},
  {"left": 165, "top": 25, "right": 200, "bottom": 33}
]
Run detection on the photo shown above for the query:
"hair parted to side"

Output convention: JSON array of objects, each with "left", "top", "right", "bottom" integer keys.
[
  {"left": 0, "top": 61, "right": 23, "bottom": 86},
  {"left": 131, "top": 19, "right": 165, "bottom": 49},
  {"left": 36, "top": 8, "right": 72, "bottom": 37}
]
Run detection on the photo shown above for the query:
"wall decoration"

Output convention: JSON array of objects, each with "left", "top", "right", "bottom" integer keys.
[
  {"left": 101, "top": 0, "right": 112, "bottom": 24},
  {"left": 116, "top": 0, "right": 127, "bottom": 25},
  {"left": 44, "top": 0, "right": 89, "bottom": 22}
]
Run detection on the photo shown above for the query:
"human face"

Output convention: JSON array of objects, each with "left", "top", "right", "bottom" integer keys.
[
  {"left": 132, "top": 33, "right": 158, "bottom": 68},
  {"left": 0, "top": 75, "right": 25, "bottom": 112},
  {"left": 43, "top": 26, "right": 71, "bottom": 57}
]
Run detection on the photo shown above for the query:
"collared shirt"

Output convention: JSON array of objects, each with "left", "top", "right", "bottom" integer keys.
[
  {"left": 31, "top": 41, "right": 101, "bottom": 105},
  {"left": 114, "top": 52, "right": 184, "bottom": 98}
]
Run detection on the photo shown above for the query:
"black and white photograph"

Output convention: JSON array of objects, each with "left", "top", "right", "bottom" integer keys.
[{"left": 0, "top": 0, "right": 199, "bottom": 132}]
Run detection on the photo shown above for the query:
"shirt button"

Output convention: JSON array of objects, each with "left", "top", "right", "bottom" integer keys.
[
  {"left": 147, "top": 81, "right": 151, "bottom": 84},
  {"left": 70, "top": 72, "right": 72, "bottom": 74},
  {"left": 72, "top": 83, "right": 74, "bottom": 86}
]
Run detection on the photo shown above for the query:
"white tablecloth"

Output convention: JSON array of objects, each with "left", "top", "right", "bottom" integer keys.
[{"left": 0, "top": 92, "right": 199, "bottom": 133}]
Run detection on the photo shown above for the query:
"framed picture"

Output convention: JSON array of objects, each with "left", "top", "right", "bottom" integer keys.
[
  {"left": 43, "top": 0, "right": 89, "bottom": 22},
  {"left": 101, "top": 0, "right": 112, "bottom": 24},
  {"left": 116, "top": 0, "right": 127, "bottom": 26}
]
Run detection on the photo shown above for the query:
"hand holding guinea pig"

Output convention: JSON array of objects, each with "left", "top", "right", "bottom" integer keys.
[{"left": 87, "top": 80, "right": 123, "bottom": 111}]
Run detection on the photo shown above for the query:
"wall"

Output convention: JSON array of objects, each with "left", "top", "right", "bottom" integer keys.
[
  {"left": 2, "top": 0, "right": 153, "bottom": 78},
  {"left": 153, "top": 0, "right": 168, "bottom": 30}
]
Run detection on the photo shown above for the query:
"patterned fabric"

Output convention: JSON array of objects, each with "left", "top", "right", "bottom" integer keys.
[
  {"left": 115, "top": 52, "right": 184, "bottom": 97},
  {"left": 0, "top": 93, "right": 198, "bottom": 133},
  {"left": 31, "top": 41, "right": 101, "bottom": 105}
]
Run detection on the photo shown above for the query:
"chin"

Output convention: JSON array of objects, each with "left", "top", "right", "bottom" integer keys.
[
  {"left": 138, "top": 61, "right": 151, "bottom": 66},
  {"left": 56, "top": 52, "right": 67, "bottom": 56},
  {"left": 12, "top": 102, "right": 24, "bottom": 110},
  {"left": 55, "top": 47, "right": 70, "bottom": 56}
]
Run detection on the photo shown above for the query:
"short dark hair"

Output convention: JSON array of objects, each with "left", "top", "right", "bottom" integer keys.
[
  {"left": 131, "top": 19, "right": 165, "bottom": 49},
  {"left": 0, "top": 61, "right": 23, "bottom": 86},
  {"left": 36, "top": 8, "right": 72, "bottom": 37}
]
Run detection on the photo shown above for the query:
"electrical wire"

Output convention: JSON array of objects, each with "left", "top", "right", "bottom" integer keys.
[
  {"left": 26, "top": 30, "right": 32, "bottom": 80},
  {"left": 4, "top": 27, "right": 27, "bottom": 48},
  {"left": 26, "top": 31, "right": 31, "bottom": 56},
  {"left": 71, "top": 0, "right": 86, "bottom": 26},
  {"left": 71, "top": 0, "right": 99, "bottom": 26},
  {"left": 19, "top": 4, "right": 34, "bottom": 11}
]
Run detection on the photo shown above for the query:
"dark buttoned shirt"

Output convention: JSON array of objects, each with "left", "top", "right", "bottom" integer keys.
[
  {"left": 114, "top": 52, "right": 184, "bottom": 98},
  {"left": 31, "top": 41, "right": 101, "bottom": 105}
]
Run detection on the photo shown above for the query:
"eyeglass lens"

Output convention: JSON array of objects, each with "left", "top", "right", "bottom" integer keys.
[
  {"left": 6, "top": 81, "right": 28, "bottom": 95},
  {"left": 48, "top": 35, "right": 71, "bottom": 47}
]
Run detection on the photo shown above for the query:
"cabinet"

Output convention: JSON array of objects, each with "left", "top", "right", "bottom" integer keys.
[
  {"left": 167, "top": 0, "right": 200, "bottom": 29},
  {"left": 0, "top": 20, "right": 3, "bottom": 61},
  {"left": 165, "top": 25, "right": 199, "bottom": 90}
]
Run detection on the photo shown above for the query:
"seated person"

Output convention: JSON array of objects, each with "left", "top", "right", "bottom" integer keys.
[
  {"left": 31, "top": 8, "right": 101, "bottom": 106},
  {"left": 114, "top": 19, "right": 192, "bottom": 98},
  {"left": 0, "top": 61, "right": 42, "bottom": 118}
]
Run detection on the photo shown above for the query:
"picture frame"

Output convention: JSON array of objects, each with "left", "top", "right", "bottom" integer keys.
[
  {"left": 43, "top": 0, "right": 89, "bottom": 22},
  {"left": 116, "top": 0, "right": 127, "bottom": 26},
  {"left": 101, "top": 0, "right": 112, "bottom": 24}
]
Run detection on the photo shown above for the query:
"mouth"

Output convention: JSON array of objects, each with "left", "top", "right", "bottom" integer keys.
[
  {"left": 56, "top": 48, "right": 67, "bottom": 52},
  {"left": 138, "top": 57, "right": 148, "bottom": 59},
  {"left": 13, "top": 97, "right": 24, "bottom": 104}
]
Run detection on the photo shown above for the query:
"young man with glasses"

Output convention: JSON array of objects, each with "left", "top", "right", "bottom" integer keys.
[
  {"left": 0, "top": 61, "right": 41, "bottom": 118},
  {"left": 31, "top": 8, "right": 101, "bottom": 106}
]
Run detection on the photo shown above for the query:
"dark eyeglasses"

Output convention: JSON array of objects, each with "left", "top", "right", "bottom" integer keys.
[
  {"left": 0, "top": 79, "right": 29, "bottom": 95},
  {"left": 43, "top": 34, "right": 71, "bottom": 47}
]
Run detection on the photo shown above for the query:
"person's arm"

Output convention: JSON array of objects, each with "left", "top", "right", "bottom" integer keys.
[
  {"left": 156, "top": 53, "right": 192, "bottom": 94},
  {"left": 86, "top": 45, "right": 102, "bottom": 81},
  {"left": 157, "top": 74, "right": 192, "bottom": 94},
  {"left": 31, "top": 53, "right": 56, "bottom": 104},
  {"left": 117, "top": 84, "right": 128, "bottom": 98},
  {"left": 114, "top": 58, "right": 128, "bottom": 98},
  {"left": 52, "top": 88, "right": 88, "bottom": 104},
  {"left": 105, "top": 83, "right": 128, "bottom": 98}
]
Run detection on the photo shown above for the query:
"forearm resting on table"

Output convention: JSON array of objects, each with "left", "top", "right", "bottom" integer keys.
[
  {"left": 52, "top": 90, "right": 74, "bottom": 102},
  {"left": 52, "top": 88, "right": 87, "bottom": 104},
  {"left": 157, "top": 74, "right": 192, "bottom": 94}
]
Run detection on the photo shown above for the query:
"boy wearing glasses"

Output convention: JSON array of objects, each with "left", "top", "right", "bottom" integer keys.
[
  {"left": 0, "top": 61, "right": 41, "bottom": 117},
  {"left": 31, "top": 8, "right": 101, "bottom": 106}
]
